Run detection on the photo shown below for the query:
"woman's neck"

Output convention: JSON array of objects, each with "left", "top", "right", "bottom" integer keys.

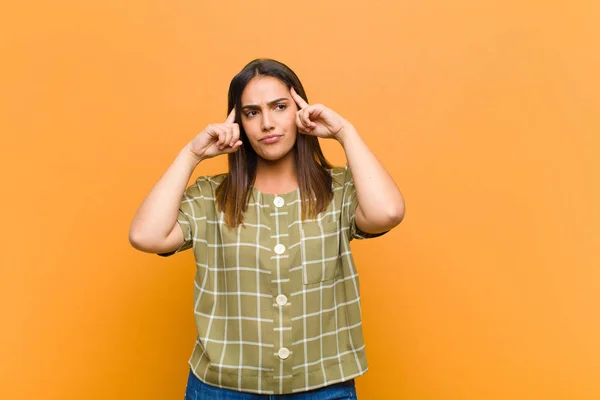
[{"left": 254, "top": 152, "right": 298, "bottom": 194}]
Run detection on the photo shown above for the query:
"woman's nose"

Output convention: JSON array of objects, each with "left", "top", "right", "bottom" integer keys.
[{"left": 261, "top": 111, "right": 274, "bottom": 131}]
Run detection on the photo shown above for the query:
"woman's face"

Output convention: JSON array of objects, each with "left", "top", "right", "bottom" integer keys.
[{"left": 240, "top": 76, "right": 298, "bottom": 162}]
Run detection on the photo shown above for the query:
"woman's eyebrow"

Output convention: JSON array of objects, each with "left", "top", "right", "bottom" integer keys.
[{"left": 241, "top": 97, "right": 289, "bottom": 110}]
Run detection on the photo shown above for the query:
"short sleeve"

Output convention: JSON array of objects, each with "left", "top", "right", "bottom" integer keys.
[
  {"left": 340, "top": 164, "right": 390, "bottom": 241},
  {"left": 157, "top": 178, "right": 205, "bottom": 257}
]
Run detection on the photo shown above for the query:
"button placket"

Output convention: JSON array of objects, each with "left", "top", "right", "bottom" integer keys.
[
  {"left": 278, "top": 347, "right": 290, "bottom": 360},
  {"left": 273, "top": 196, "right": 285, "bottom": 208},
  {"left": 276, "top": 294, "right": 288, "bottom": 306},
  {"left": 274, "top": 243, "right": 285, "bottom": 254},
  {"left": 269, "top": 192, "right": 293, "bottom": 383}
]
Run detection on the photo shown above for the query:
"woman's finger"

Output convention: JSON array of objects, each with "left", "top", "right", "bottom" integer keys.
[
  {"left": 220, "top": 125, "right": 233, "bottom": 150},
  {"left": 222, "top": 140, "right": 243, "bottom": 153},
  {"left": 214, "top": 126, "right": 227, "bottom": 148},
  {"left": 225, "top": 107, "right": 236, "bottom": 123},
  {"left": 301, "top": 107, "right": 313, "bottom": 129},
  {"left": 296, "top": 111, "right": 308, "bottom": 134},
  {"left": 230, "top": 123, "right": 240, "bottom": 147},
  {"left": 308, "top": 104, "right": 325, "bottom": 121},
  {"left": 205, "top": 124, "right": 219, "bottom": 138},
  {"left": 290, "top": 87, "right": 309, "bottom": 110}
]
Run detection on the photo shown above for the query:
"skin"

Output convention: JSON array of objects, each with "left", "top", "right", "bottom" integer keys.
[
  {"left": 129, "top": 74, "right": 405, "bottom": 255},
  {"left": 239, "top": 76, "right": 300, "bottom": 192},
  {"left": 236, "top": 75, "right": 405, "bottom": 233},
  {"left": 240, "top": 76, "right": 299, "bottom": 162}
]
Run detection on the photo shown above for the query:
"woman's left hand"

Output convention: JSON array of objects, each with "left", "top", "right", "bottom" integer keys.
[{"left": 290, "top": 87, "right": 349, "bottom": 141}]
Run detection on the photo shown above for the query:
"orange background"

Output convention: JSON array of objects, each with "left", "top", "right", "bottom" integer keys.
[{"left": 1, "top": 1, "right": 599, "bottom": 399}]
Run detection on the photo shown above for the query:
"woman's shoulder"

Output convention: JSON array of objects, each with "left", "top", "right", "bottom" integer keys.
[
  {"left": 186, "top": 172, "right": 227, "bottom": 195},
  {"left": 202, "top": 172, "right": 227, "bottom": 186},
  {"left": 328, "top": 165, "right": 350, "bottom": 188},
  {"left": 188, "top": 168, "right": 349, "bottom": 192}
]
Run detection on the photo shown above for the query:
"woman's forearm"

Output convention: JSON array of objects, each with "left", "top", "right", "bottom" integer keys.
[
  {"left": 129, "top": 148, "right": 201, "bottom": 246},
  {"left": 338, "top": 123, "right": 405, "bottom": 230}
]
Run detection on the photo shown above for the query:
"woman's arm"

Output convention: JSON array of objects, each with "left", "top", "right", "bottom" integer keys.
[
  {"left": 129, "top": 108, "right": 242, "bottom": 254},
  {"left": 128, "top": 148, "right": 200, "bottom": 253},
  {"left": 337, "top": 123, "right": 405, "bottom": 234},
  {"left": 290, "top": 87, "right": 405, "bottom": 235}
]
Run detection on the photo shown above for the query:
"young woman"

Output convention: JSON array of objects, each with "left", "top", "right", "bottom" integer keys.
[{"left": 129, "top": 58, "right": 405, "bottom": 399}]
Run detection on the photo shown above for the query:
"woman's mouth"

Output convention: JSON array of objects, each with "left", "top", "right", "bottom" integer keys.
[{"left": 261, "top": 134, "right": 282, "bottom": 144}]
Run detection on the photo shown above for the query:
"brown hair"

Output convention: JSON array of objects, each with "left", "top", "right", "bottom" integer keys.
[{"left": 215, "top": 58, "right": 333, "bottom": 228}]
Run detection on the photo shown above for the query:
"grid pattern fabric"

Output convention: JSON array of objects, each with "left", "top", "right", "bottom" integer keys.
[{"left": 159, "top": 165, "right": 387, "bottom": 394}]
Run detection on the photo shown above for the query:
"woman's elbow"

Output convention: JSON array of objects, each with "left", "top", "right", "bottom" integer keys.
[
  {"left": 390, "top": 204, "right": 405, "bottom": 226},
  {"left": 383, "top": 199, "right": 405, "bottom": 227},
  {"left": 128, "top": 228, "right": 146, "bottom": 251},
  {"left": 128, "top": 227, "right": 158, "bottom": 252}
]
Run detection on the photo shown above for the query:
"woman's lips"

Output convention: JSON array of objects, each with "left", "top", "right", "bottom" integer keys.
[{"left": 261, "top": 135, "right": 282, "bottom": 144}]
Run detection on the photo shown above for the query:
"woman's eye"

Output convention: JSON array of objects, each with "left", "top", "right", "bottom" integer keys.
[
  {"left": 275, "top": 104, "right": 287, "bottom": 110},
  {"left": 246, "top": 111, "right": 257, "bottom": 117}
]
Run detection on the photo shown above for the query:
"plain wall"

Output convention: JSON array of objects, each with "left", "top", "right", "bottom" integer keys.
[{"left": 1, "top": 0, "right": 599, "bottom": 398}]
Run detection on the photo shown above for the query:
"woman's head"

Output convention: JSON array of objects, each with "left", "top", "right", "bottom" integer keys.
[
  {"left": 227, "top": 58, "right": 311, "bottom": 164},
  {"left": 217, "top": 58, "right": 333, "bottom": 227},
  {"left": 236, "top": 75, "right": 297, "bottom": 162}
]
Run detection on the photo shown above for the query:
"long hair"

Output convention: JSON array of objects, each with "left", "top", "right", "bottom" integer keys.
[{"left": 215, "top": 58, "right": 333, "bottom": 228}]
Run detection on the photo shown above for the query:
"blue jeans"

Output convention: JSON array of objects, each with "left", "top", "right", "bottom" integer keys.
[{"left": 184, "top": 369, "right": 358, "bottom": 399}]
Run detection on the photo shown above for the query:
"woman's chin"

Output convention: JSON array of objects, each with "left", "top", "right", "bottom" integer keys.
[{"left": 258, "top": 146, "right": 295, "bottom": 163}]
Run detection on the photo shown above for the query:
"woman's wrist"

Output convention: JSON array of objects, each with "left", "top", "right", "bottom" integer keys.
[
  {"left": 179, "top": 146, "right": 204, "bottom": 168},
  {"left": 336, "top": 121, "right": 358, "bottom": 147}
]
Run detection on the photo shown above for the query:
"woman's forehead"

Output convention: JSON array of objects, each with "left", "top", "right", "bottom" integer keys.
[{"left": 241, "top": 76, "right": 289, "bottom": 104}]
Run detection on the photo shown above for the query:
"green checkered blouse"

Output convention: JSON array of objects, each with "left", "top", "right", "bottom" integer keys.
[{"left": 159, "top": 164, "right": 387, "bottom": 394}]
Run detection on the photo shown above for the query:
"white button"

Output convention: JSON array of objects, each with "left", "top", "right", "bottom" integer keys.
[
  {"left": 276, "top": 294, "right": 288, "bottom": 306},
  {"left": 278, "top": 347, "right": 290, "bottom": 360},
  {"left": 274, "top": 244, "right": 285, "bottom": 255},
  {"left": 273, "top": 197, "right": 285, "bottom": 208}
]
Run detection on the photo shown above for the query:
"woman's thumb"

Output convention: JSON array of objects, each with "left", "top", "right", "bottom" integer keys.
[{"left": 221, "top": 140, "right": 243, "bottom": 153}]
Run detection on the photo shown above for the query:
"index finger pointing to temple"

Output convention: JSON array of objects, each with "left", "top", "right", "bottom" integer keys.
[
  {"left": 225, "top": 107, "right": 236, "bottom": 123},
  {"left": 290, "top": 87, "right": 309, "bottom": 109}
]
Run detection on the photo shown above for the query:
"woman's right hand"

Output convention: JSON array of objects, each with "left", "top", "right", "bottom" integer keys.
[{"left": 186, "top": 108, "right": 243, "bottom": 162}]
